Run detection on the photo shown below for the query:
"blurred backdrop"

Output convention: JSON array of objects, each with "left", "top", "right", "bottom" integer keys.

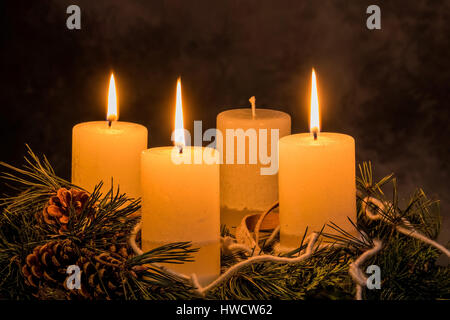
[{"left": 0, "top": 0, "right": 449, "bottom": 243}]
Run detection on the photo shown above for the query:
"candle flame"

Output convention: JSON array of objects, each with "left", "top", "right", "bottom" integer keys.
[
  {"left": 107, "top": 73, "right": 118, "bottom": 122},
  {"left": 174, "top": 77, "right": 185, "bottom": 150},
  {"left": 310, "top": 68, "right": 320, "bottom": 137}
]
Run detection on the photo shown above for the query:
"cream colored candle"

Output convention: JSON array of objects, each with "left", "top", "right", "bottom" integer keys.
[
  {"left": 141, "top": 78, "right": 220, "bottom": 285},
  {"left": 72, "top": 74, "right": 148, "bottom": 199},
  {"left": 278, "top": 69, "right": 356, "bottom": 249},
  {"left": 279, "top": 133, "right": 356, "bottom": 248},
  {"left": 141, "top": 146, "right": 220, "bottom": 285},
  {"left": 72, "top": 121, "right": 148, "bottom": 197},
  {"left": 217, "top": 97, "right": 291, "bottom": 230}
]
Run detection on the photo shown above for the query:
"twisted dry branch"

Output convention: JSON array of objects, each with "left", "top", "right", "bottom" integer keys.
[{"left": 129, "top": 194, "right": 449, "bottom": 300}]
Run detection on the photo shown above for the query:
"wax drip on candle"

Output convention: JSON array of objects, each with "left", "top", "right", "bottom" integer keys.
[{"left": 249, "top": 96, "right": 256, "bottom": 118}]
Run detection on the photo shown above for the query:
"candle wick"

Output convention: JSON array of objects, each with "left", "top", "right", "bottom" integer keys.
[
  {"left": 107, "top": 115, "right": 117, "bottom": 128},
  {"left": 178, "top": 145, "right": 183, "bottom": 154},
  {"left": 312, "top": 128, "right": 318, "bottom": 140},
  {"left": 249, "top": 96, "right": 256, "bottom": 119}
]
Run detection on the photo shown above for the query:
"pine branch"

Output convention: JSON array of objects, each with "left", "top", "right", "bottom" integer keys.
[
  {"left": 0, "top": 149, "right": 447, "bottom": 300},
  {"left": 124, "top": 242, "right": 199, "bottom": 300}
]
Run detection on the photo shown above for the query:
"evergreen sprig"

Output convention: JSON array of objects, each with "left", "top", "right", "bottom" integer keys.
[
  {"left": 0, "top": 148, "right": 195, "bottom": 300},
  {"left": 0, "top": 150, "right": 448, "bottom": 300}
]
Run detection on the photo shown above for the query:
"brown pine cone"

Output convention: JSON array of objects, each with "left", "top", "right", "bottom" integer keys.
[
  {"left": 37, "top": 188, "right": 89, "bottom": 233},
  {"left": 104, "top": 232, "right": 130, "bottom": 259},
  {"left": 71, "top": 250, "right": 127, "bottom": 300},
  {"left": 22, "top": 239, "right": 78, "bottom": 289}
]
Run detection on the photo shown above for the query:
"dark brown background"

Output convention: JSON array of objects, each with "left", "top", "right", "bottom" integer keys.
[{"left": 1, "top": 1, "right": 449, "bottom": 246}]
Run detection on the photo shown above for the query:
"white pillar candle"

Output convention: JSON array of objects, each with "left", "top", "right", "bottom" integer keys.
[
  {"left": 278, "top": 69, "right": 356, "bottom": 249},
  {"left": 72, "top": 74, "right": 148, "bottom": 199},
  {"left": 279, "top": 133, "right": 356, "bottom": 248},
  {"left": 141, "top": 146, "right": 220, "bottom": 285},
  {"left": 216, "top": 98, "right": 291, "bottom": 230},
  {"left": 141, "top": 78, "right": 220, "bottom": 285},
  {"left": 72, "top": 121, "right": 148, "bottom": 197}
]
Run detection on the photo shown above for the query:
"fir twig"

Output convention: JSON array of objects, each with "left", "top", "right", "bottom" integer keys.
[{"left": 0, "top": 149, "right": 447, "bottom": 300}]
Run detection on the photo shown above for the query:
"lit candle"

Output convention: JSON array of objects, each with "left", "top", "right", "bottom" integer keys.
[
  {"left": 72, "top": 74, "right": 148, "bottom": 199},
  {"left": 278, "top": 69, "right": 356, "bottom": 249},
  {"left": 216, "top": 97, "right": 291, "bottom": 230},
  {"left": 141, "top": 78, "right": 220, "bottom": 285}
]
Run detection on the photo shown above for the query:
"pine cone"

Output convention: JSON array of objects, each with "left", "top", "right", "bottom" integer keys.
[
  {"left": 37, "top": 188, "right": 89, "bottom": 233},
  {"left": 71, "top": 249, "right": 127, "bottom": 300},
  {"left": 22, "top": 239, "right": 78, "bottom": 289},
  {"left": 103, "top": 231, "right": 130, "bottom": 259},
  {"left": 66, "top": 232, "right": 132, "bottom": 300}
]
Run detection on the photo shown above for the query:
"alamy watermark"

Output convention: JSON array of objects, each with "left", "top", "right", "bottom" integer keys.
[
  {"left": 65, "top": 263, "right": 381, "bottom": 291},
  {"left": 170, "top": 121, "right": 280, "bottom": 176},
  {"left": 366, "top": 264, "right": 381, "bottom": 290},
  {"left": 65, "top": 5, "right": 381, "bottom": 31},
  {"left": 66, "top": 5, "right": 81, "bottom": 30},
  {"left": 366, "top": 5, "right": 381, "bottom": 30},
  {"left": 65, "top": 264, "right": 81, "bottom": 289}
]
